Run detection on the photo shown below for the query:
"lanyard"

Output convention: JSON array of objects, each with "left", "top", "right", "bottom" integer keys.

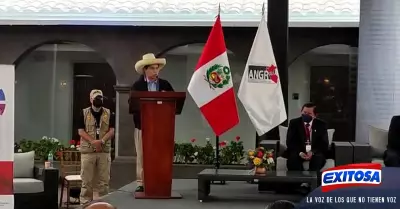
[{"left": 94, "top": 117, "right": 100, "bottom": 140}]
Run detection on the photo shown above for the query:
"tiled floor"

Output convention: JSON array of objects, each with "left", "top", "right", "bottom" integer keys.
[
  {"left": 58, "top": 180, "right": 303, "bottom": 209},
  {"left": 58, "top": 187, "right": 115, "bottom": 208},
  {"left": 99, "top": 180, "right": 303, "bottom": 209}
]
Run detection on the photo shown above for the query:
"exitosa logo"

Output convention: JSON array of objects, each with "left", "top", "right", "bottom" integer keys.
[{"left": 0, "top": 89, "right": 5, "bottom": 115}]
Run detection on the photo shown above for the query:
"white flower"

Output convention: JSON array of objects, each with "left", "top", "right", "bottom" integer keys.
[
  {"left": 267, "top": 158, "right": 274, "bottom": 164},
  {"left": 76, "top": 147, "right": 80, "bottom": 151},
  {"left": 42, "top": 136, "right": 48, "bottom": 140},
  {"left": 213, "top": 146, "right": 216, "bottom": 150},
  {"left": 205, "top": 138, "right": 210, "bottom": 142},
  {"left": 70, "top": 145, "right": 75, "bottom": 149},
  {"left": 224, "top": 140, "right": 228, "bottom": 144},
  {"left": 194, "top": 152, "right": 198, "bottom": 156},
  {"left": 76, "top": 145, "right": 80, "bottom": 148},
  {"left": 18, "top": 149, "right": 22, "bottom": 153},
  {"left": 51, "top": 138, "right": 59, "bottom": 143}
]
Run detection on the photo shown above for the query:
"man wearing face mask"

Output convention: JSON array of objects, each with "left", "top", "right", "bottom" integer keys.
[
  {"left": 130, "top": 53, "right": 174, "bottom": 192},
  {"left": 78, "top": 89, "right": 115, "bottom": 204},
  {"left": 285, "top": 102, "right": 329, "bottom": 192}
]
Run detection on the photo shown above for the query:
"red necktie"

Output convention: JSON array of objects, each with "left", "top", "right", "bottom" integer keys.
[{"left": 305, "top": 123, "right": 310, "bottom": 142}]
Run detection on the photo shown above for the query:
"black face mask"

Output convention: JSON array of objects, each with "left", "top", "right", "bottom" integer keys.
[
  {"left": 301, "top": 114, "right": 313, "bottom": 123},
  {"left": 93, "top": 97, "right": 103, "bottom": 108}
]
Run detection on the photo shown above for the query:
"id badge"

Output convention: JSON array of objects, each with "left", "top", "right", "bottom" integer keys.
[
  {"left": 306, "top": 145, "right": 312, "bottom": 152},
  {"left": 96, "top": 128, "right": 100, "bottom": 135}
]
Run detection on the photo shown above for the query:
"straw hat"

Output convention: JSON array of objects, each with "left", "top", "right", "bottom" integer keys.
[{"left": 134, "top": 53, "right": 166, "bottom": 74}]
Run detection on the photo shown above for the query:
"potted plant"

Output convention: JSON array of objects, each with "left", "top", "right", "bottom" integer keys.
[
  {"left": 247, "top": 147, "right": 275, "bottom": 175},
  {"left": 219, "top": 136, "right": 245, "bottom": 165},
  {"left": 194, "top": 138, "right": 214, "bottom": 165},
  {"left": 18, "top": 137, "right": 62, "bottom": 161}
]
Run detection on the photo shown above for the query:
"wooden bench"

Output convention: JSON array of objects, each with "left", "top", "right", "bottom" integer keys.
[{"left": 197, "top": 169, "right": 317, "bottom": 202}]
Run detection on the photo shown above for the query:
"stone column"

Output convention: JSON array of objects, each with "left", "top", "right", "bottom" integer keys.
[
  {"left": 114, "top": 85, "right": 136, "bottom": 158},
  {"left": 356, "top": 0, "right": 400, "bottom": 143}
]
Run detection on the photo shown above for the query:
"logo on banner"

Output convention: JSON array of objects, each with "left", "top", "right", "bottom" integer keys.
[
  {"left": 0, "top": 89, "right": 5, "bottom": 115},
  {"left": 321, "top": 163, "right": 382, "bottom": 192},
  {"left": 247, "top": 65, "right": 278, "bottom": 84}
]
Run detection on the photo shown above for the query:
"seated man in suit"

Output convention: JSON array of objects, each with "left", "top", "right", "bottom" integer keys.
[
  {"left": 130, "top": 53, "right": 174, "bottom": 192},
  {"left": 286, "top": 102, "right": 329, "bottom": 192},
  {"left": 384, "top": 116, "right": 400, "bottom": 167}
]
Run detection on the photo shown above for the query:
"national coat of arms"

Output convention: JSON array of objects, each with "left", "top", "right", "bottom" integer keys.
[{"left": 204, "top": 64, "right": 231, "bottom": 89}]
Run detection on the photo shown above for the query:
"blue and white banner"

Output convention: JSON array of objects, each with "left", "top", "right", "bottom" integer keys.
[{"left": 0, "top": 65, "right": 14, "bottom": 209}]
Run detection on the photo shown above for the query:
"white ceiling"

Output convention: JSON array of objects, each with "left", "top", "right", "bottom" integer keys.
[
  {"left": 35, "top": 43, "right": 358, "bottom": 56},
  {"left": 0, "top": 0, "right": 360, "bottom": 27},
  {"left": 35, "top": 43, "right": 235, "bottom": 55}
]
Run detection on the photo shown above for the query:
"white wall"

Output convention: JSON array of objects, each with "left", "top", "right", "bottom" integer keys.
[
  {"left": 15, "top": 54, "right": 73, "bottom": 142},
  {"left": 162, "top": 53, "right": 256, "bottom": 151},
  {"left": 288, "top": 59, "right": 310, "bottom": 120},
  {"left": 15, "top": 49, "right": 106, "bottom": 143}
]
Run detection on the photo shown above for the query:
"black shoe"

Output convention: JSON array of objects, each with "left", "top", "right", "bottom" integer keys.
[{"left": 135, "top": 186, "right": 144, "bottom": 192}]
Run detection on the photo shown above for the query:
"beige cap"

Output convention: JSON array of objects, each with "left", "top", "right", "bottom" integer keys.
[{"left": 90, "top": 89, "right": 103, "bottom": 99}]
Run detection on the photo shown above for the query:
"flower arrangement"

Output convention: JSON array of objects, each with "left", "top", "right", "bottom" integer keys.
[
  {"left": 16, "top": 136, "right": 62, "bottom": 160},
  {"left": 67, "top": 140, "right": 80, "bottom": 150},
  {"left": 220, "top": 136, "right": 245, "bottom": 165},
  {"left": 15, "top": 137, "right": 81, "bottom": 160},
  {"left": 247, "top": 147, "right": 275, "bottom": 171},
  {"left": 174, "top": 136, "right": 245, "bottom": 165},
  {"left": 194, "top": 138, "right": 215, "bottom": 164}
]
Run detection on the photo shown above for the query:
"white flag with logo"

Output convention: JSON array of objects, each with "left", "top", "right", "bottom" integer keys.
[{"left": 237, "top": 12, "right": 287, "bottom": 136}]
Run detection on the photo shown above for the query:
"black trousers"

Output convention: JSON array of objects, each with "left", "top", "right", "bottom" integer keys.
[
  {"left": 384, "top": 149, "right": 400, "bottom": 167},
  {"left": 287, "top": 153, "right": 326, "bottom": 186}
]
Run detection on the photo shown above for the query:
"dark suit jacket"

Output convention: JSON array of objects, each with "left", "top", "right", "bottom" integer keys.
[
  {"left": 285, "top": 117, "right": 329, "bottom": 158},
  {"left": 388, "top": 116, "right": 400, "bottom": 152},
  {"left": 129, "top": 75, "right": 174, "bottom": 130}
]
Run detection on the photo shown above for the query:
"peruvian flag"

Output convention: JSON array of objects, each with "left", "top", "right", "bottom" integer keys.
[{"left": 187, "top": 15, "right": 239, "bottom": 136}]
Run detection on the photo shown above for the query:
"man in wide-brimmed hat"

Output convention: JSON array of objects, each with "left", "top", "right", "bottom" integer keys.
[{"left": 130, "top": 53, "right": 174, "bottom": 192}]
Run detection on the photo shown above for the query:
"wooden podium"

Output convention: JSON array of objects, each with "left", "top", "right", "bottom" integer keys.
[{"left": 129, "top": 91, "right": 186, "bottom": 199}]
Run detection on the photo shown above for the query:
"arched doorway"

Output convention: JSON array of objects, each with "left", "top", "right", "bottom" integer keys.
[
  {"left": 14, "top": 41, "right": 116, "bottom": 151},
  {"left": 158, "top": 43, "right": 255, "bottom": 151},
  {"left": 288, "top": 44, "right": 358, "bottom": 142}
]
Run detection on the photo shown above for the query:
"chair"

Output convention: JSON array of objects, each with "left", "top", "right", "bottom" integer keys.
[
  {"left": 14, "top": 151, "right": 59, "bottom": 209},
  {"left": 275, "top": 125, "right": 336, "bottom": 171},
  {"left": 368, "top": 125, "right": 388, "bottom": 166},
  {"left": 59, "top": 151, "right": 82, "bottom": 209}
]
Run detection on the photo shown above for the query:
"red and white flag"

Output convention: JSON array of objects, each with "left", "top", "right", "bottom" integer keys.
[{"left": 187, "top": 15, "right": 239, "bottom": 136}]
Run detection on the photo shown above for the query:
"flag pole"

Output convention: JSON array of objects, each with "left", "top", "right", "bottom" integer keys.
[
  {"left": 215, "top": 2, "right": 221, "bottom": 171},
  {"left": 215, "top": 135, "right": 220, "bottom": 169},
  {"left": 262, "top": 2, "right": 265, "bottom": 16}
]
